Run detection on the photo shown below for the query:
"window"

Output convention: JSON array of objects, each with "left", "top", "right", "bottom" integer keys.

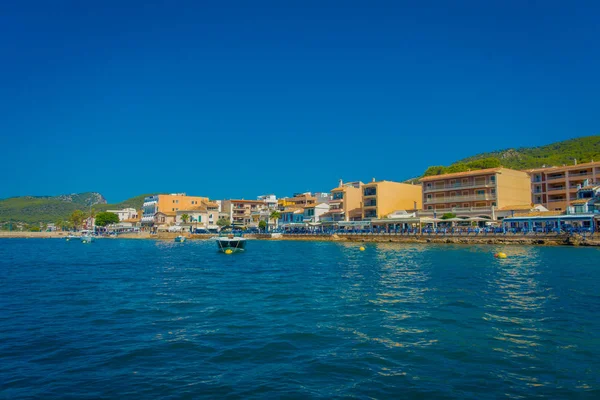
[
  {"left": 476, "top": 190, "right": 485, "bottom": 196},
  {"left": 463, "top": 203, "right": 469, "bottom": 207},
  {"left": 491, "top": 202, "right": 496, "bottom": 207},
  {"left": 490, "top": 176, "right": 496, "bottom": 183},
  {"left": 427, "top": 194, "right": 432, "bottom": 199},
  {"left": 427, "top": 206, "right": 433, "bottom": 210},
  {"left": 172, "top": 208, "right": 175, "bottom": 211}
]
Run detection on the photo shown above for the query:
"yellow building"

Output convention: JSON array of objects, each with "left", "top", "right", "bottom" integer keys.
[
  {"left": 419, "top": 167, "right": 531, "bottom": 218},
  {"left": 142, "top": 193, "right": 209, "bottom": 225},
  {"left": 327, "top": 180, "right": 363, "bottom": 222},
  {"left": 525, "top": 161, "right": 600, "bottom": 211},
  {"left": 361, "top": 179, "right": 422, "bottom": 219}
]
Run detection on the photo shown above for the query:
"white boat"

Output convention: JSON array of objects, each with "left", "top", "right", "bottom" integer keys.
[{"left": 214, "top": 232, "right": 246, "bottom": 253}]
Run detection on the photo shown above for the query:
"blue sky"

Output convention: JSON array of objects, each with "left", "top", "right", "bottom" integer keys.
[{"left": 1, "top": 0, "right": 598, "bottom": 203}]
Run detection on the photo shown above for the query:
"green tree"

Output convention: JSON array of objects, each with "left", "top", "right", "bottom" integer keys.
[
  {"left": 441, "top": 213, "right": 457, "bottom": 220},
  {"left": 55, "top": 219, "right": 64, "bottom": 231},
  {"left": 216, "top": 218, "right": 230, "bottom": 227},
  {"left": 69, "top": 210, "right": 85, "bottom": 230},
  {"left": 258, "top": 220, "right": 267, "bottom": 231},
  {"left": 465, "top": 157, "right": 501, "bottom": 170},
  {"left": 95, "top": 212, "right": 120, "bottom": 227},
  {"left": 423, "top": 166, "right": 447, "bottom": 177},
  {"left": 41, "top": 223, "right": 48, "bottom": 232},
  {"left": 181, "top": 214, "right": 189, "bottom": 223},
  {"left": 30, "top": 226, "right": 41, "bottom": 232}
]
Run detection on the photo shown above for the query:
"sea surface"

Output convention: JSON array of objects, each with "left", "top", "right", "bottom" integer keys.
[{"left": 0, "top": 239, "right": 599, "bottom": 399}]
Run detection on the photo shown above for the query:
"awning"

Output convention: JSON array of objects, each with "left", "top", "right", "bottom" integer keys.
[{"left": 338, "top": 221, "right": 371, "bottom": 227}]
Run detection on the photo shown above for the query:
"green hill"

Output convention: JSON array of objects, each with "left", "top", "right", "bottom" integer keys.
[
  {"left": 423, "top": 135, "right": 600, "bottom": 177},
  {"left": 0, "top": 192, "right": 151, "bottom": 224}
]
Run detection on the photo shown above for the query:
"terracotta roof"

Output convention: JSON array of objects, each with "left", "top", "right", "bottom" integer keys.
[
  {"left": 178, "top": 205, "right": 208, "bottom": 212},
  {"left": 580, "top": 185, "right": 600, "bottom": 190},
  {"left": 420, "top": 168, "right": 503, "bottom": 182},
  {"left": 498, "top": 204, "right": 535, "bottom": 211},
  {"left": 157, "top": 211, "right": 177, "bottom": 216},
  {"left": 513, "top": 211, "right": 564, "bottom": 217},
  {"left": 570, "top": 199, "right": 591, "bottom": 205},
  {"left": 205, "top": 202, "right": 219, "bottom": 208},
  {"left": 122, "top": 218, "right": 140, "bottom": 223},
  {"left": 525, "top": 161, "right": 600, "bottom": 173}
]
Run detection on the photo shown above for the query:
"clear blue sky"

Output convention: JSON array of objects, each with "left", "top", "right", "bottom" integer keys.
[{"left": 1, "top": 1, "right": 598, "bottom": 203}]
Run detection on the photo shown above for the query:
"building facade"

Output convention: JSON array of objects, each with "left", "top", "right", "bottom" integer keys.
[
  {"left": 526, "top": 161, "right": 600, "bottom": 211},
  {"left": 327, "top": 180, "right": 363, "bottom": 222},
  {"left": 221, "top": 199, "right": 267, "bottom": 227},
  {"left": 106, "top": 208, "right": 138, "bottom": 221},
  {"left": 361, "top": 180, "right": 422, "bottom": 219},
  {"left": 142, "top": 193, "right": 209, "bottom": 225},
  {"left": 419, "top": 168, "right": 531, "bottom": 219}
]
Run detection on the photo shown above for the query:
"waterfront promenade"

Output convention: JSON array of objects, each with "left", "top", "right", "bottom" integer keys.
[{"left": 1, "top": 230, "right": 599, "bottom": 246}]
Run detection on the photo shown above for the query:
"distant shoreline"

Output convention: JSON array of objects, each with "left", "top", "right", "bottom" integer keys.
[{"left": 1, "top": 231, "right": 599, "bottom": 247}]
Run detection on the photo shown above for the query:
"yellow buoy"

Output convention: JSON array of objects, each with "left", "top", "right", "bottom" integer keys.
[
  {"left": 359, "top": 246, "right": 365, "bottom": 251},
  {"left": 495, "top": 252, "right": 507, "bottom": 259},
  {"left": 225, "top": 249, "right": 233, "bottom": 255}
]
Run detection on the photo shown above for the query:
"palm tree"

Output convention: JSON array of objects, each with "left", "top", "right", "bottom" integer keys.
[
  {"left": 269, "top": 211, "right": 281, "bottom": 231},
  {"left": 55, "top": 219, "right": 64, "bottom": 232},
  {"left": 181, "top": 214, "right": 189, "bottom": 224}
]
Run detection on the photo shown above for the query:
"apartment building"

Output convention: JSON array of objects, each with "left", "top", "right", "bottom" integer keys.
[
  {"left": 526, "top": 161, "right": 600, "bottom": 211},
  {"left": 361, "top": 180, "right": 422, "bottom": 219},
  {"left": 221, "top": 199, "right": 267, "bottom": 226},
  {"left": 419, "top": 167, "right": 531, "bottom": 219},
  {"left": 325, "top": 180, "right": 364, "bottom": 222}
]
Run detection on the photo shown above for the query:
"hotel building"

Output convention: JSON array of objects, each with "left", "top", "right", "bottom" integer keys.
[
  {"left": 419, "top": 167, "right": 531, "bottom": 219},
  {"left": 526, "top": 161, "right": 600, "bottom": 211}
]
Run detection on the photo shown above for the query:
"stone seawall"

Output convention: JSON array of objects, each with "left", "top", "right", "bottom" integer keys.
[{"left": 254, "top": 233, "right": 600, "bottom": 247}]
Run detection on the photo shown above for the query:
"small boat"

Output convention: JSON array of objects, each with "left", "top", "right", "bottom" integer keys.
[
  {"left": 81, "top": 235, "right": 94, "bottom": 243},
  {"left": 174, "top": 235, "right": 186, "bottom": 243},
  {"left": 215, "top": 232, "right": 246, "bottom": 253}
]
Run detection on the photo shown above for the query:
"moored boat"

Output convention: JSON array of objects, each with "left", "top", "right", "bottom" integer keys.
[
  {"left": 215, "top": 232, "right": 246, "bottom": 253},
  {"left": 174, "top": 235, "right": 186, "bottom": 243}
]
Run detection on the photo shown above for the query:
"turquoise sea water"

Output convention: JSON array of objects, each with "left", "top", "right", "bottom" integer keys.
[{"left": 0, "top": 239, "right": 599, "bottom": 399}]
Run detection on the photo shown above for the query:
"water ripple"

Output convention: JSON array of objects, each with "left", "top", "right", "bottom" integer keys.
[{"left": 0, "top": 239, "right": 599, "bottom": 399}]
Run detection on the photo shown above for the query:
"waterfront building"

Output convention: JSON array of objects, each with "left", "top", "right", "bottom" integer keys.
[
  {"left": 361, "top": 179, "right": 422, "bottom": 219},
  {"left": 325, "top": 180, "right": 363, "bottom": 223},
  {"left": 419, "top": 168, "right": 530, "bottom": 220},
  {"left": 279, "top": 207, "right": 304, "bottom": 229},
  {"left": 221, "top": 199, "right": 268, "bottom": 227},
  {"left": 142, "top": 193, "right": 209, "bottom": 226},
  {"left": 175, "top": 201, "right": 220, "bottom": 230},
  {"left": 525, "top": 161, "right": 600, "bottom": 211},
  {"left": 106, "top": 208, "right": 138, "bottom": 221},
  {"left": 154, "top": 211, "right": 176, "bottom": 227},
  {"left": 302, "top": 203, "right": 330, "bottom": 224}
]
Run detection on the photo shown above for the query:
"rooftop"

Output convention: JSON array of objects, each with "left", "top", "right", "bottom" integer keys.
[
  {"left": 420, "top": 168, "right": 503, "bottom": 182},
  {"left": 525, "top": 160, "right": 600, "bottom": 173}
]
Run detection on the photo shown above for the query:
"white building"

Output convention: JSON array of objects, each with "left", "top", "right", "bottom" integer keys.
[
  {"left": 107, "top": 208, "right": 138, "bottom": 222},
  {"left": 257, "top": 194, "right": 278, "bottom": 209},
  {"left": 303, "top": 203, "right": 331, "bottom": 224}
]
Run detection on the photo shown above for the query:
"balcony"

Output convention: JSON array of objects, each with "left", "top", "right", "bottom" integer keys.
[
  {"left": 423, "top": 181, "right": 495, "bottom": 193},
  {"left": 548, "top": 197, "right": 566, "bottom": 203},
  {"left": 546, "top": 175, "right": 566, "bottom": 181},
  {"left": 547, "top": 186, "right": 566, "bottom": 192},
  {"left": 363, "top": 188, "right": 377, "bottom": 196},
  {"left": 364, "top": 200, "right": 377, "bottom": 207},
  {"left": 424, "top": 194, "right": 496, "bottom": 204},
  {"left": 568, "top": 171, "right": 592, "bottom": 177}
]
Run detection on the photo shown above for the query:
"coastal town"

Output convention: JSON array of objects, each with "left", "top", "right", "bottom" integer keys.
[{"left": 56, "top": 160, "right": 600, "bottom": 236}]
